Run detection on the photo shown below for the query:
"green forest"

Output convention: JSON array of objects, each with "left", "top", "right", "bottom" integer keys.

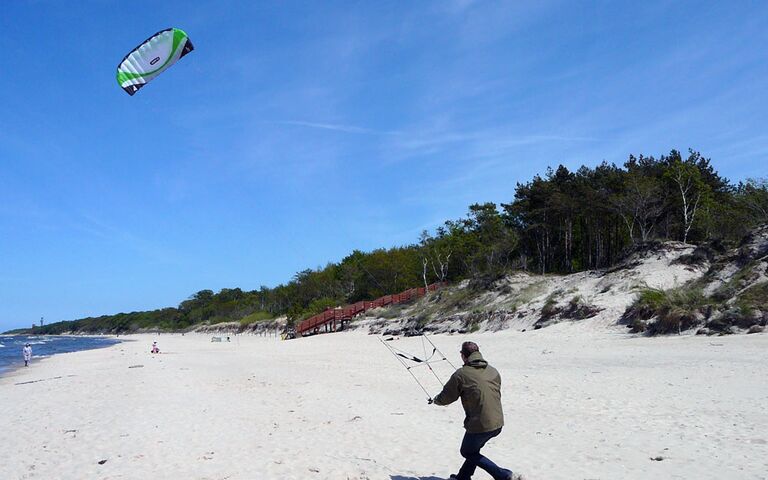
[{"left": 12, "top": 150, "right": 768, "bottom": 335}]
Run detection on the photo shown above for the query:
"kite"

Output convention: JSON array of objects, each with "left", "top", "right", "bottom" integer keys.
[{"left": 116, "top": 28, "right": 194, "bottom": 96}]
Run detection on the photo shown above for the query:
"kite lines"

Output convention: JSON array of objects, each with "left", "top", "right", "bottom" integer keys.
[{"left": 379, "top": 334, "right": 456, "bottom": 400}]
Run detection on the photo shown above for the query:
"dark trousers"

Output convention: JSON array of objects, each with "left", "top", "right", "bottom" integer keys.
[{"left": 456, "top": 428, "right": 510, "bottom": 480}]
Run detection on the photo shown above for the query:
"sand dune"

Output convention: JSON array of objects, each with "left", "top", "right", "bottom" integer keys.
[{"left": 1, "top": 328, "right": 767, "bottom": 479}]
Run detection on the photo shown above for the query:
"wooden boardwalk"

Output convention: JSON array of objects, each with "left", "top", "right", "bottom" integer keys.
[{"left": 296, "top": 283, "right": 444, "bottom": 337}]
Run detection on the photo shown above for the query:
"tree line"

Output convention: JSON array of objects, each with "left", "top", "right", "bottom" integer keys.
[{"left": 17, "top": 149, "right": 768, "bottom": 334}]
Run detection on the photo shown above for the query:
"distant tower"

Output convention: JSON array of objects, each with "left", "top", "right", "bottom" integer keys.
[{"left": 40, "top": 316, "right": 44, "bottom": 327}]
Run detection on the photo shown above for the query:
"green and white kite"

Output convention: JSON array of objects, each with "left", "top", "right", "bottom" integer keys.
[{"left": 116, "top": 28, "right": 194, "bottom": 96}]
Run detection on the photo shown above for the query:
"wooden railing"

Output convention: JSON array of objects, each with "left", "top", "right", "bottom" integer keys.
[{"left": 296, "top": 282, "right": 444, "bottom": 337}]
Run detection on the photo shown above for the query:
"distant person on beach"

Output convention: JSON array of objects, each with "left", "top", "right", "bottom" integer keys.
[
  {"left": 429, "top": 341, "right": 520, "bottom": 480},
  {"left": 22, "top": 343, "right": 32, "bottom": 367},
  {"left": 151, "top": 341, "right": 160, "bottom": 354}
]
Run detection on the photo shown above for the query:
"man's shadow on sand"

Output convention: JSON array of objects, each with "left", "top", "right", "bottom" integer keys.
[{"left": 390, "top": 476, "right": 444, "bottom": 480}]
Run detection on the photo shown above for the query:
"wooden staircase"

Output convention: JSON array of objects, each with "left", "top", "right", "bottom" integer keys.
[{"left": 296, "top": 282, "right": 444, "bottom": 337}]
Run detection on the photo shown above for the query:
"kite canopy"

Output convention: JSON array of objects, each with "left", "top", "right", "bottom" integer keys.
[{"left": 117, "top": 28, "right": 194, "bottom": 96}]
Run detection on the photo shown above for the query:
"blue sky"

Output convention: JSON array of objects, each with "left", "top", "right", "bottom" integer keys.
[{"left": 1, "top": 1, "right": 766, "bottom": 331}]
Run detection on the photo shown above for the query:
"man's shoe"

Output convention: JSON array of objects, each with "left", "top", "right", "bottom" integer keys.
[{"left": 497, "top": 470, "right": 524, "bottom": 480}]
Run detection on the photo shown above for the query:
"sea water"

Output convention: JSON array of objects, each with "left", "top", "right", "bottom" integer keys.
[{"left": 0, "top": 335, "right": 120, "bottom": 376}]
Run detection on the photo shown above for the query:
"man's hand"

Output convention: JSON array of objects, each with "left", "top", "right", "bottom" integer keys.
[{"left": 427, "top": 397, "right": 434, "bottom": 404}]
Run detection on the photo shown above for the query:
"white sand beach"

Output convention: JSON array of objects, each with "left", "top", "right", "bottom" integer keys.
[{"left": 1, "top": 328, "right": 767, "bottom": 480}]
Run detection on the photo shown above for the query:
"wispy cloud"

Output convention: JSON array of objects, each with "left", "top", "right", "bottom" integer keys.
[
  {"left": 270, "top": 120, "right": 399, "bottom": 136},
  {"left": 387, "top": 127, "right": 600, "bottom": 161},
  {"left": 70, "top": 213, "right": 180, "bottom": 265}
]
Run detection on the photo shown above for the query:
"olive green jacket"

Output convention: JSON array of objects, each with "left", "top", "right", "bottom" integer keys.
[{"left": 433, "top": 351, "right": 504, "bottom": 433}]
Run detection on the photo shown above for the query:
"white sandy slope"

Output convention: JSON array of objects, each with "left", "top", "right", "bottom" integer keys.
[
  {"left": 1, "top": 330, "right": 767, "bottom": 480},
  {"left": 364, "top": 241, "right": 710, "bottom": 335}
]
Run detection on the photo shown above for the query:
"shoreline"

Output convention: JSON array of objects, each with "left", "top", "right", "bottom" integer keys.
[{"left": 0, "top": 335, "right": 127, "bottom": 381}]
